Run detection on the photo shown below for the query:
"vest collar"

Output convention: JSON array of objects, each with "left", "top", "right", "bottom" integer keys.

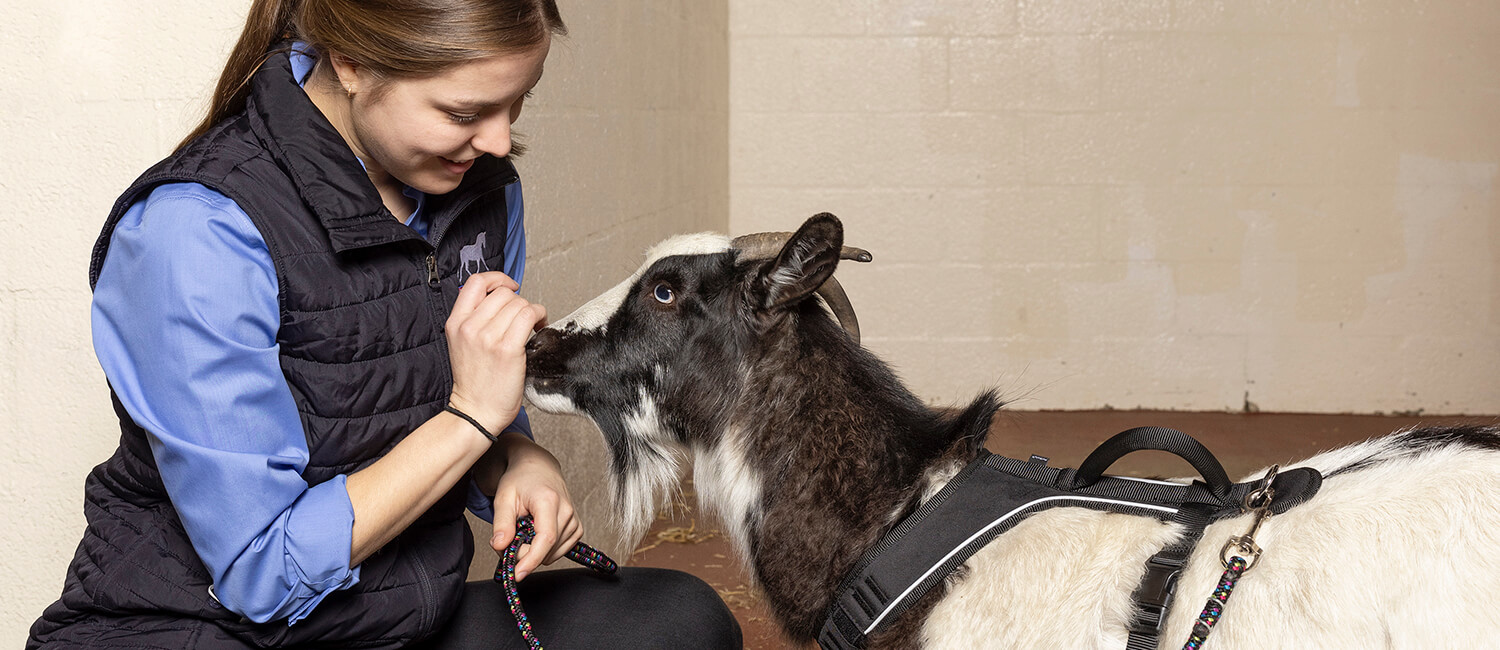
[
  {"left": 244, "top": 50, "right": 425, "bottom": 253},
  {"left": 244, "top": 49, "right": 522, "bottom": 253}
]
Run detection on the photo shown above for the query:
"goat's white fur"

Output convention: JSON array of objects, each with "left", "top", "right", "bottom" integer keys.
[
  {"left": 522, "top": 387, "right": 578, "bottom": 415},
  {"left": 693, "top": 426, "right": 765, "bottom": 563},
  {"left": 912, "top": 434, "right": 1500, "bottom": 648},
  {"left": 613, "top": 389, "right": 687, "bottom": 547},
  {"left": 550, "top": 233, "right": 732, "bottom": 334}
]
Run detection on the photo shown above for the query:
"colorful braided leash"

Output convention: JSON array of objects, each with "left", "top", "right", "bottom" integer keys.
[
  {"left": 493, "top": 515, "right": 619, "bottom": 650},
  {"left": 1181, "top": 555, "right": 1249, "bottom": 650},
  {"left": 1181, "top": 465, "right": 1278, "bottom": 650}
]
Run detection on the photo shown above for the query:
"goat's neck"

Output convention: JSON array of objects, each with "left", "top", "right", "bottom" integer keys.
[{"left": 715, "top": 328, "right": 975, "bottom": 641}]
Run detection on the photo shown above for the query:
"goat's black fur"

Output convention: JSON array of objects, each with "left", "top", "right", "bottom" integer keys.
[{"left": 525, "top": 215, "right": 1001, "bottom": 644}]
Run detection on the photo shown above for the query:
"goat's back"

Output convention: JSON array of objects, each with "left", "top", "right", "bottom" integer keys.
[{"left": 916, "top": 425, "right": 1500, "bottom": 649}]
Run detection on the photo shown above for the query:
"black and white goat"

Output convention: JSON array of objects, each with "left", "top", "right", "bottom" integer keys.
[{"left": 524, "top": 214, "right": 1500, "bottom": 649}]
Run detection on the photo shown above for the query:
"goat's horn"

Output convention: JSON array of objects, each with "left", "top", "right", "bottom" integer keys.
[
  {"left": 730, "top": 232, "right": 873, "bottom": 264},
  {"left": 730, "top": 232, "right": 872, "bottom": 345},
  {"left": 814, "top": 275, "right": 861, "bottom": 345}
]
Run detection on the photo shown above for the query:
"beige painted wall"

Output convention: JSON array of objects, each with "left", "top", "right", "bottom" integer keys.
[
  {"left": 4, "top": 0, "right": 1498, "bottom": 643},
  {"left": 730, "top": 0, "right": 1500, "bottom": 415},
  {"left": 0, "top": 0, "right": 726, "bottom": 640}
]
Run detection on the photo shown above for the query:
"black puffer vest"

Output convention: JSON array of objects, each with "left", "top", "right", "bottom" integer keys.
[{"left": 30, "top": 50, "right": 518, "bottom": 649}]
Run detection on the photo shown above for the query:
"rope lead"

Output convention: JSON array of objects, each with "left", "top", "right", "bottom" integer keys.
[{"left": 493, "top": 515, "right": 619, "bottom": 649}]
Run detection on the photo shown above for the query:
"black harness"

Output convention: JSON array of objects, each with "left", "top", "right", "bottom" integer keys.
[{"left": 817, "top": 427, "right": 1323, "bottom": 649}]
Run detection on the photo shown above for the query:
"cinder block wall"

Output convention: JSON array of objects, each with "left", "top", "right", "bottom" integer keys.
[
  {"left": 0, "top": 0, "right": 727, "bottom": 639},
  {"left": 5, "top": 0, "right": 1498, "bottom": 642},
  {"left": 729, "top": 1, "right": 1500, "bottom": 415}
]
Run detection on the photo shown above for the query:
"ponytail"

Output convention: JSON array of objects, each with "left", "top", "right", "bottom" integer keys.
[{"left": 176, "top": 0, "right": 297, "bottom": 151}]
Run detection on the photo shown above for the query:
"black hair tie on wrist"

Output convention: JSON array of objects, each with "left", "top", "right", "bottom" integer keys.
[{"left": 444, "top": 404, "right": 500, "bottom": 443}]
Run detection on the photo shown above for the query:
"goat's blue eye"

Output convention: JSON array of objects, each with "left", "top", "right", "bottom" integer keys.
[{"left": 653, "top": 284, "right": 675, "bottom": 304}]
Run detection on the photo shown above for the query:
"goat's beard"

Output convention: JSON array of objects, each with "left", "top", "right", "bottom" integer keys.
[
  {"left": 605, "top": 392, "right": 689, "bottom": 549},
  {"left": 611, "top": 440, "right": 687, "bottom": 549}
]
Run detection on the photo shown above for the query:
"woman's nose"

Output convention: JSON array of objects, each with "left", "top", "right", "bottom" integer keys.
[{"left": 472, "top": 115, "right": 513, "bottom": 158}]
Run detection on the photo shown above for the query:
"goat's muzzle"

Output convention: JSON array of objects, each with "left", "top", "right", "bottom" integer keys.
[{"left": 525, "top": 328, "right": 568, "bottom": 389}]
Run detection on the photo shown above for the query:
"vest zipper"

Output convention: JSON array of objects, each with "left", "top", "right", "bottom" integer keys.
[
  {"left": 426, "top": 253, "right": 440, "bottom": 287},
  {"left": 424, "top": 185, "right": 506, "bottom": 251},
  {"left": 405, "top": 537, "right": 439, "bottom": 636}
]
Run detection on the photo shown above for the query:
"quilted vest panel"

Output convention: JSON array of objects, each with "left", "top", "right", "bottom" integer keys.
[{"left": 31, "top": 50, "right": 518, "bottom": 649}]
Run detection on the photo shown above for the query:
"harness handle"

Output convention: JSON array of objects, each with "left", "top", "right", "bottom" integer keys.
[{"left": 1070, "top": 426, "right": 1233, "bottom": 500}]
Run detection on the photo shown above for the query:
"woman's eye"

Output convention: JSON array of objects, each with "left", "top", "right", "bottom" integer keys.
[
  {"left": 448, "top": 112, "right": 479, "bottom": 124},
  {"left": 653, "top": 284, "right": 675, "bottom": 304}
]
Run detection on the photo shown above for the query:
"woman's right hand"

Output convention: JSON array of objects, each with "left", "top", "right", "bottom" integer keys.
[{"left": 444, "top": 271, "right": 547, "bottom": 433}]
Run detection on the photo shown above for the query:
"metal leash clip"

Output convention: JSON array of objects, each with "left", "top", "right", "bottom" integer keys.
[
  {"left": 1220, "top": 465, "right": 1277, "bottom": 571},
  {"left": 1186, "top": 465, "right": 1282, "bottom": 648}
]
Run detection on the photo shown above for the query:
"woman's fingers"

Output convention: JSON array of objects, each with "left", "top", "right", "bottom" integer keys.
[
  {"left": 463, "top": 271, "right": 520, "bottom": 293},
  {"left": 459, "top": 283, "right": 529, "bottom": 336},
  {"left": 547, "top": 512, "right": 582, "bottom": 565},
  {"left": 504, "top": 303, "right": 547, "bottom": 349},
  {"left": 491, "top": 499, "right": 518, "bottom": 554},
  {"left": 457, "top": 287, "right": 546, "bottom": 347},
  {"left": 451, "top": 272, "right": 519, "bottom": 318},
  {"left": 515, "top": 496, "right": 558, "bottom": 581}
]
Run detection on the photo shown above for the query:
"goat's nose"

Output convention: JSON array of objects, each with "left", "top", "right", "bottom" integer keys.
[{"left": 526, "top": 328, "right": 562, "bottom": 356}]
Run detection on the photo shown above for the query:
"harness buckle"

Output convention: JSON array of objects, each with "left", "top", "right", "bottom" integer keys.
[{"left": 1129, "top": 556, "right": 1182, "bottom": 633}]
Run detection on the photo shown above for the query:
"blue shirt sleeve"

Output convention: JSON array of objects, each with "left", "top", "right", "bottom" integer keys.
[
  {"left": 465, "top": 180, "right": 532, "bottom": 524},
  {"left": 91, "top": 183, "right": 359, "bottom": 625},
  {"left": 501, "top": 180, "right": 531, "bottom": 438}
]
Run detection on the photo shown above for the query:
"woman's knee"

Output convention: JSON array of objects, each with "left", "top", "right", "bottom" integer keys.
[{"left": 617, "top": 568, "right": 742, "bottom": 649}]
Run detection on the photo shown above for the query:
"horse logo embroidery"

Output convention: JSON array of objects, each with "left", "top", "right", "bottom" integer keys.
[{"left": 459, "top": 232, "right": 490, "bottom": 284}]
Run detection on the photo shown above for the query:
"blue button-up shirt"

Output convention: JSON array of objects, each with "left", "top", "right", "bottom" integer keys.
[{"left": 90, "top": 45, "right": 529, "bottom": 626}]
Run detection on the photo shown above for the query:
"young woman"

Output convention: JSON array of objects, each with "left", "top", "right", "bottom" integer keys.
[{"left": 28, "top": 1, "right": 740, "bottom": 648}]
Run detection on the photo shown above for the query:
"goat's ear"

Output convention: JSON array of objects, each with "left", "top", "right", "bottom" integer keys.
[{"left": 760, "top": 213, "right": 844, "bottom": 311}]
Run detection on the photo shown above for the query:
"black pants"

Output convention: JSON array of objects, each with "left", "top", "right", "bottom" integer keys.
[{"left": 416, "top": 568, "right": 743, "bottom": 649}]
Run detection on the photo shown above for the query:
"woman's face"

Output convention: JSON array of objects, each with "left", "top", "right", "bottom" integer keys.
[{"left": 338, "top": 37, "right": 551, "bottom": 195}]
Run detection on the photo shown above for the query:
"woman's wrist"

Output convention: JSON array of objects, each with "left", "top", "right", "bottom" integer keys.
[
  {"left": 445, "top": 391, "right": 516, "bottom": 437},
  {"left": 474, "top": 432, "right": 543, "bottom": 496},
  {"left": 501, "top": 434, "right": 558, "bottom": 470}
]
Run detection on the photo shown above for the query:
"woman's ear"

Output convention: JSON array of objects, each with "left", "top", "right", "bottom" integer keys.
[
  {"left": 327, "top": 52, "right": 361, "bottom": 95},
  {"left": 759, "top": 213, "right": 844, "bottom": 312}
]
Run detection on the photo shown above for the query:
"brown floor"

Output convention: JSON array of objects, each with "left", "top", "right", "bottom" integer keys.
[{"left": 627, "top": 410, "right": 1499, "bottom": 650}]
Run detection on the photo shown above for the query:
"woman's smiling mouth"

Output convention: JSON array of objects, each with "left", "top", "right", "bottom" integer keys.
[{"left": 441, "top": 157, "right": 475, "bottom": 174}]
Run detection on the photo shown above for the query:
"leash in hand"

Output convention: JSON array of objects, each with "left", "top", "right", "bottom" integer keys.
[{"left": 493, "top": 515, "right": 619, "bottom": 650}]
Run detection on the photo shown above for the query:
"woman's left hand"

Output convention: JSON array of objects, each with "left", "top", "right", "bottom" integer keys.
[{"left": 489, "top": 435, "right": 582, "bottom": 581}]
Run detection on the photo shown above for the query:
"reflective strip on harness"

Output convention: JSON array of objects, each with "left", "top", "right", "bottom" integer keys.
[
  {"left": 816, "top": 441, "right": 1323, "bottom": 650},
  {"left": 863, "top": 494, "right": 1179, "bottom": 634}
]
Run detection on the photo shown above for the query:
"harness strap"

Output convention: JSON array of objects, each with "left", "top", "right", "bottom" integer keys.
[
  {"left": 1125, "top": 502, "right": 1215, "bottom": 650},
  {"left": 816, "top": 428, "right": 1323, "bottom": 650},
  {"left": 817, "top": 452, "right": 1193, "bottom": 649}
]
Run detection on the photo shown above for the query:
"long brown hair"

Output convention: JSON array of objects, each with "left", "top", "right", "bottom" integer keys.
[{"left": 177, "top": 0, "right": 566, "bottom": 151}]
